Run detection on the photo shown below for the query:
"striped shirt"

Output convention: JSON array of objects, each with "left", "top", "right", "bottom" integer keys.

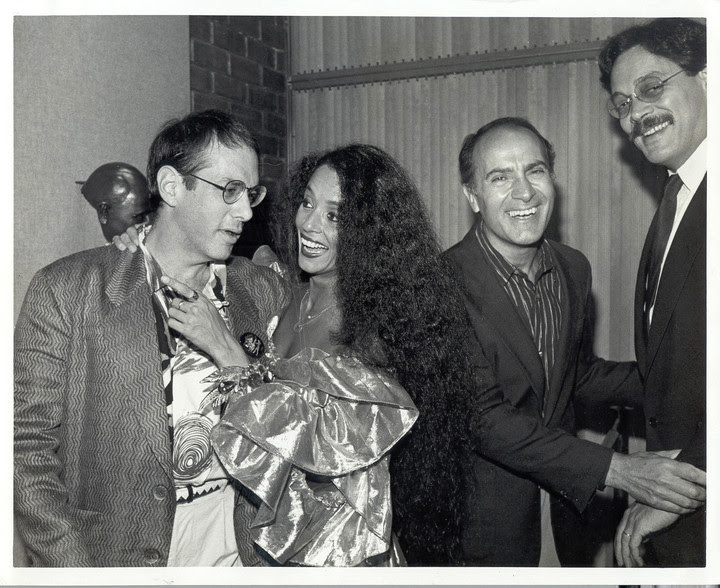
[{"left": 475, "top": 222, "right": 563, "bottom": 403}]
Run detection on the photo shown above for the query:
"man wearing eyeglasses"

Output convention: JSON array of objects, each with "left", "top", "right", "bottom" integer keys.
[
  {"left": 14, "top": 109, "right": 289, "bottom": 566},
  {"left": 598, "top": 18, "right": 707, "bottom": 567}
]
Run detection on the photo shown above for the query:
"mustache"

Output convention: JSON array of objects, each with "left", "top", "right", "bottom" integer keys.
[{"left": 630, "top": 114, "right": 674, "bottom": 141}]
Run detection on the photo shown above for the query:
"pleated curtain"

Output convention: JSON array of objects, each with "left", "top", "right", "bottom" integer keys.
[{"left": 289, "top": 17, "right": 663, "bottom": 361}]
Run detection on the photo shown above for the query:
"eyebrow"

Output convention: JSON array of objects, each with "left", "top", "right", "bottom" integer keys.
[
  {"left": 302, "top": 188, "right": 340, "bottom": 208},
  {"left": 635, "top": 70, "right": 667, "bottom": 83},
  {"left": 484, "top": 160, "right": 547, "bottom": 179},
  {"left": 614, "top": 71, "right": 667, "bottom": 94},
  {"left": 525, "top": 161, "right": 548, "bottom": 171},
  {"left": 484, "top": 166, "right": 513, "bottom": 180}
]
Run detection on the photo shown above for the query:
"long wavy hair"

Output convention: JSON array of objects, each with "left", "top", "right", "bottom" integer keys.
[{"left": 272, "top": 144, "right": 476, "bottom": 564}]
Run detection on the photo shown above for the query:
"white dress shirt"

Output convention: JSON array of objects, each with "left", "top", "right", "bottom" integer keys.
[{"left": 648, "top": 139, "right": 706, "bottom": 326}]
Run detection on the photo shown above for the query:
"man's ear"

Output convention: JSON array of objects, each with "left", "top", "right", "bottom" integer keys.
[
  {"left": 97, "top": 202, "right": 110, "bottom": 224},
  {"left": 462, "top": 184, "right": 481, "bottom": 214},
  {"left": 156, "top": 165, "right": 182, "bottom": 207}
]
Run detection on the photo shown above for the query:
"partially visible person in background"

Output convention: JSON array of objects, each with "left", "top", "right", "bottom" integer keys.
[
  {"left": 79, "top": 161, "right": 154, "bottom": 241},
  {"left": 599, "top": 17, "right": 707, "bottom": 567}
]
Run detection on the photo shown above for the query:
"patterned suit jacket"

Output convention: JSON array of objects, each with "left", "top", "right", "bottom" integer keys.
[
  {"left": 634, "top": 177, "right": 706, "bottom": 566},
  {"left": 14, "top": 245, "right": 289, "bottom": 567},
  {"left": 445, "top": 230, "right": 642, "bottom": 565}
]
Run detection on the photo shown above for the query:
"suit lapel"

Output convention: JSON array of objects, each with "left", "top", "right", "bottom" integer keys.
[
  {"left": 645, "top": 178, "right": 706, "bottom": 374},
  {"left": 224, "top": 259, "right": 270, "bottom": 353},
  {"left": 544, "top": 243, "right": 581, "bottom": 424},
  {"left": 457, "top": 229, "right": 546, "bottom": 401},
  {"left": 104, "top": 249, "right": 173, "bottom": 478}
]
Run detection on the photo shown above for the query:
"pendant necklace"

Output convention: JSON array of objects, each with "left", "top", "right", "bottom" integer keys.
[{"left": 293, "top": 290, "right": 338, "bottom": 332}]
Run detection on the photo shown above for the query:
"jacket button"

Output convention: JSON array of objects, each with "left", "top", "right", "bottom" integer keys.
[
  {"left": 143, "top": 549, "right": 161, "bottom": 565},
  {"left": 648, "top": 417, "right": 658, "bottom": 428},
  {"left": 152, "top": 485, "right": 168, "bottom": 501}
]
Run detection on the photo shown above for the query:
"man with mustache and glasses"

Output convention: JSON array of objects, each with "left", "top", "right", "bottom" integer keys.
[
  {"left": 14, "top": 110, "right": 288, "bottom": 566},
  {"left": 444, "top": 117, "right": 706, "bottom": 567},
  {"left": 598, "top": 18, "right": 707, "bottom": 567}
]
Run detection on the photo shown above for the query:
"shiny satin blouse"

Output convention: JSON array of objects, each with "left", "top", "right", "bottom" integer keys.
[{"left": 210, "top": 347, "right": 418, "bottom": 566}]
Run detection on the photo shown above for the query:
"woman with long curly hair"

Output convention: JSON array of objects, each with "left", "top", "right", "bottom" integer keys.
[
  {"left": 267, "top": 144, "right": 477, "bottom": 565},
  {"left": 118, "top": 144, "right": 476, "bottom": 566}
]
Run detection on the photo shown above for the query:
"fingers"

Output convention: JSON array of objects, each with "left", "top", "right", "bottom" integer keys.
[
  {"left": 624, "top": 453, "right": 706, "bottom": 511},
  {"left": 616, "top": 506, "right": 646, "bottom": 567},
  {"left": 675, "top": 461, "right": 707, "bottom": 487},
  {"left": 111, "top": 234, "right": 128, "bottom": 252},
  {"left": 167, "top": 295, "right": 201, "bottom": 323},
  {"left": 628, "top": 526, "right": 645, "bottom": 567},
  {"left": 641, "top": 489, "right": 702, "bottom": 514},
  {"left": 110, "top": 233, "right": 139, "bottom": 253},
  {"left": 655, "top": 448, "right": 681, "bottom": 459},
  {"left": 655, "top": 461, "right": 706, "bottom": 507},
  {"left": 161, "top": 275, "right": 200, "bottom": 301},
  {"left": 656, "top": 455, "right": 707, "bottom": 488},
  {"left": 614, "top": 524, "right": 624, "bottom": 565},
  {"left": 615, "top": 510, "right": 631, "bottom": 567},
  {"left": 645, "top": 500, "right": 696, "bottom": 515},
  {"left": 127, "top": 225, "right": 141, "bottom": 246}
]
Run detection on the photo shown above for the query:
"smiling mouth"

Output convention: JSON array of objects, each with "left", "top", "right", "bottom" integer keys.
[
  {"left": 631, "top": 115, "right": 674, "bottom": 141},
  {"left": 640, "top": 120, "right": 672, "bottom": 138},
  {"left": 507, "top": 207, "right": 537, "bottom": 219},
  {"left": 301, "top": 235, "right": 328, "bottom": 252}
]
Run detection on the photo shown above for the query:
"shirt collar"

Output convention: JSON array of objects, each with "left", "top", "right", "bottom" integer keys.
[
  {"left": 138, "top": 226, "right": 226, "bottom": 305},
  {"left": 475, "top": 220, "right": 554, "bottom": 284},
  {"left": 674, "top": 138, "right": 706, "bottom": 194}
]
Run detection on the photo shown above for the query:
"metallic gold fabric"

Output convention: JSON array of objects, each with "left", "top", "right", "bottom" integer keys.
[{"left": 211, "top": 348, "right": 418, "bottom": 566}]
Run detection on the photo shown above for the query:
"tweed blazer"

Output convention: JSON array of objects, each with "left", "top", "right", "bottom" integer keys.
[
  {"left": 633, "top": 177, "right": 706, "bottom": 566},
  {"left": 14, "top": 245, "right": 289, "bottom": 567},
  {"left": 445, "top": 230, "right": 642, "bottom": 565}
]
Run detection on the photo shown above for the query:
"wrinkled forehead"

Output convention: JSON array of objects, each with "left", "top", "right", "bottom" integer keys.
[
  {"left": 201, "top": 140, "right": 260, "bottom": 184},
  {"left": 475, "top": 126, "right": 549, "bottom": 168}
]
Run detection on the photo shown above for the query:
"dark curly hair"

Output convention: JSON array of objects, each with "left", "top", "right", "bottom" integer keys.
[
  {"left": 272, "top": 144, "right": 476, "bottom": 564},
  {"left": 598, "top": 18, "right": 706, "bottom": 93}
]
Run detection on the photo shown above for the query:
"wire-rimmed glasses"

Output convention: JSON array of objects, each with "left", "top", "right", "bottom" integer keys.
[
  {"left": 607, "top": 70, "right": 685, "bottom": 119},
  {"left": 186, "top": 173, "right": 267, "bottom": 206}
]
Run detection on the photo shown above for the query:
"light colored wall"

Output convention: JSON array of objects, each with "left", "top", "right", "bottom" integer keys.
[{"left": 14, "top": 16, "right": 191, "bottom": 321}]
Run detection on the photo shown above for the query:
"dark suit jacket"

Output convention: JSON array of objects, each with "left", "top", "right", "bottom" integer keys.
[
  {"left": 14, "top": 246, "right": 289, "bottom": 567},
  {"left": 634, "top": 176, "right": 706, "bottom": 566},
  {"left": 445, "top": 229, "right": 642, "bottom": 566}
]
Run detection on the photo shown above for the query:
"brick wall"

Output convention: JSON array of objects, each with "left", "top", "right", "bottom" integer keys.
[{"left": 189, "top": 16, "right": 288, "bottom": 256}]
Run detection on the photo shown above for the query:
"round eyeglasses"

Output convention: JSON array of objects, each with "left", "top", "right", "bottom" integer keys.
[
  {"left": 186, "top": 173, "right": 267, "bottom": 207},
  {"left": 607, "top": 69, "right": 685, "bottom": 119}
]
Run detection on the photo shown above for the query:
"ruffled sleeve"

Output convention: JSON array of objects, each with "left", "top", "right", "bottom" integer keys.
[{"left": 211, "top": 348, "right": 417, "bottom": 566}]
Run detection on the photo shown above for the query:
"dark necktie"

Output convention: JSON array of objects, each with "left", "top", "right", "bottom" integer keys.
[{"left": 644, "top": 173, "right": 682, "bottom": 324}]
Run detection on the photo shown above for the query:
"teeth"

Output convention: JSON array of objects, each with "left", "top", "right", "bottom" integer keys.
[
  {"left": 508, "top": 207, "right": 537, "bottom": 218},
  {"left": 301, "top": 236, "right": 327, "bottom": 250},
  {"left": 643, "top": 121, "right": 671, "bottom": 137}
]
